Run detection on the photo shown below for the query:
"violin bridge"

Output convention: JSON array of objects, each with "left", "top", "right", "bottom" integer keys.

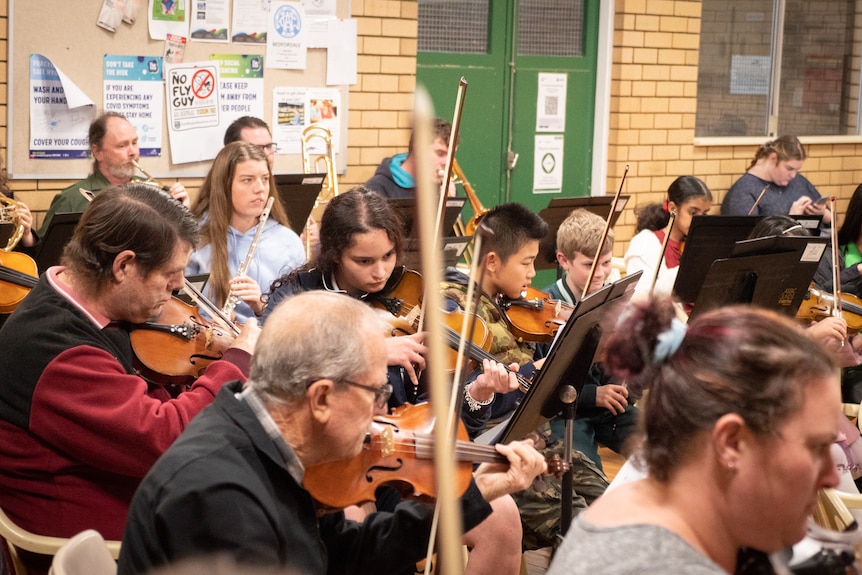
[{"left": 380, "top": 425, "right": 395, "bottom": 458}]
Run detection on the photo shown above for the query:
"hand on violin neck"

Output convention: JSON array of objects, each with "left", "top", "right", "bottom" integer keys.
[
  {"left": 474, "top": 439, "right": 547, "bottom": 502},
  {"left": 469, "top": 359, "right": 519, "bottom": 401},
  {"left": 385, "top": 332, "right": 427, "bottom": 386},
  {"left": 229, "top": 317, "right": 261, "bottom": 355}
]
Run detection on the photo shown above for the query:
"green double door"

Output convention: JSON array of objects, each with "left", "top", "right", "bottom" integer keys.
[{"left": 417, "top": 0, "right": 600, "bottom": 217}]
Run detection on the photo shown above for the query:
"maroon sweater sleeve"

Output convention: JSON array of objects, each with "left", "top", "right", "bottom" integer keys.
[{"left": 29, "top": 345, "right": 249, "bottom": 478}]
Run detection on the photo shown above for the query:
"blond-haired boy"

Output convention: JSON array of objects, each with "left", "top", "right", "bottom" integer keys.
[{"left": 546, "top": 209, "right": 639, "bottom": 471}]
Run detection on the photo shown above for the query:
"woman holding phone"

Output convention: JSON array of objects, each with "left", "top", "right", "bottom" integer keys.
[{"left": 721, "top": 135, "right": 831, "bottom": 226}]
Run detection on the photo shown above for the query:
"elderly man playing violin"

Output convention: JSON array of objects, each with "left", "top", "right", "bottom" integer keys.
[
  {"left": 118, "top": 290, "right": 546, "bottom": 575},
  {"left": 0, "top": 184, "right": 259, "bottom": 575}
]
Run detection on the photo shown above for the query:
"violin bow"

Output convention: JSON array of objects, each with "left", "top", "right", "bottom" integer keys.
[
  {"left": 413, "top": 87, "right": 465, "bottom": 575},
  {"left": 416, "top": 78, "right": 469, "bottom": 336},
  {"left": 830, "top": 196, "right": 843, "bottom": 320},
  {"left": 581, "top": 164, "right": 629, "bottom": 300},
  {"left": 433, "top": 77, "right": 468, "bottom": 240},
  {"left": 747, "top": 184, "right": 770, "bottom": 216},
  {"left": 181, "top": 278, "right": 241, "bottom": 337},
  {"left": 648, "top": 209, "right": 677, "bottom": 296}
]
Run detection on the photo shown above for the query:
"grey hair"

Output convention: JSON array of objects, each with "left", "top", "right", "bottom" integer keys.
[{"left": 247, "top": 291, "right": 384, "bottom": 403}]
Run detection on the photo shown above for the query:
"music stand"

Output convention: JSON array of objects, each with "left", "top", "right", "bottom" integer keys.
[
  {"left": 174, "top": 274, "right": 210, "bottom": 306},
  {"left": 35, "top": 212, "right": 82, "bottom": 274},
  {"left": 481, "top": 270, "right": 640, "bottom": 535},
  {"left": 400, "top": 236, "right": 472, "bottom": 271},
  {"left": 688, "top": 236, "right": 828, "bottom": 319},
  {"left": 274, "top": 173, "right": 327, "bottom": 235},
  {"left": 536, "top": 196, "right": 629, "bottom": 270},
  {"left": 672, "top": 215, "right": 763, "bottom": 304},
  {"left": 388, "top": 197, "right": 466, "bottom": 242}
]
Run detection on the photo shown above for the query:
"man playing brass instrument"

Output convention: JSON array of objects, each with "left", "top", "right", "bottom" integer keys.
[{"left": 38, "top": 112, "right": 190, "bottom": 235}]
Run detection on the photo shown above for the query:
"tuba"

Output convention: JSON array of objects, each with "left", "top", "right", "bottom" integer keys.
[
  {"left": 0, "top": 193, "right": 24, "bottom": 251},
  {"left": 301, "top": 125, "right": 339, "bottom": 259}
]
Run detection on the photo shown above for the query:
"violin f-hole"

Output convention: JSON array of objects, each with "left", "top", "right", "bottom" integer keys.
[{"left": 365, "top": 459, "right": 404, "bottom": 484}]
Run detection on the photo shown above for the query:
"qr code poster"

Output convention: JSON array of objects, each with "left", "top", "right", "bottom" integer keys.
[{"left": 536, "top": 73, "right": 567, "bottom": 132}]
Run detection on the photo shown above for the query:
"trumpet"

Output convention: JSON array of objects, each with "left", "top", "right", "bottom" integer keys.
[
  {"left": 222, "top": 196, "right": 275, "bottom": 316},
  {"left": 132, "top": 160, "right": 171, "bottom": 192}
]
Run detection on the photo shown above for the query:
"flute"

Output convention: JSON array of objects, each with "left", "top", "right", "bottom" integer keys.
[{"left": 221, "top": 196, "right": 275, "bottom": 316}]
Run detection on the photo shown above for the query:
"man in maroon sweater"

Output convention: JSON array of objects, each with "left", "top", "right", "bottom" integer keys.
[{"left": 0, "top": 184, "right": 259, "bottom": 575}]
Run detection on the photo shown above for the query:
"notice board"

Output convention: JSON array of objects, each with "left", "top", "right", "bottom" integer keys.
[{"left": 7, "top": 0, "right": 350, "bottom": 179}]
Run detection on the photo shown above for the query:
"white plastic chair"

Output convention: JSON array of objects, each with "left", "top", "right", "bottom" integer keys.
[{"left": 48, "top": 530, "right": 117, "bottom": 575}]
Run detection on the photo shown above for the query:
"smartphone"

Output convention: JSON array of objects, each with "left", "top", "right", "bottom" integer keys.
[{"left": 813, "top": 196, "right": 829, "bottom": 207}]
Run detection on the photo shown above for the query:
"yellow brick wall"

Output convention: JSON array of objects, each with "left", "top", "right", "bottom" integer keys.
[{"left": 610, "top": 0, "right": 862, "bottom": 257}]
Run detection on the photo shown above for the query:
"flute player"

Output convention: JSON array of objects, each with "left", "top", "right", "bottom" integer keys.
[{"left": 186, "top": 141, "right": 305, "bottom": 323}]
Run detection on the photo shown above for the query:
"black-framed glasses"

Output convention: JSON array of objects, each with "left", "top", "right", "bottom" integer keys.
[
  {"left": 258, "top": 143, "right": 275, "bottom": 152},
  {"left": 339, "top": 380, "right": 392, "bottom": 409},
  {"left": 307, "top": 378, "right": 392, "bottom": 408}
]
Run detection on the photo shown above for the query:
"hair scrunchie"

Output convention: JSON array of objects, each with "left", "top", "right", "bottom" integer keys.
[{"left": 652, "top": 317, "right": 687, "bottom": 364}]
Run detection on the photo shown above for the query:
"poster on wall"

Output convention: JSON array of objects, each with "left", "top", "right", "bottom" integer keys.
[
  {"left": 28, "top": 54, "right": 96, "bottom": 159},
  {"left": 212, "top": 54, "right": 265, "bottom": 129},
  {"left": 272, "top": 86, "right": 306, "bottom": 154},
  {"left": 533, "top": 134, "right": 564, "bottom": 194},
  {"left": 190, "top": 0, "right": 230, "bottom": 41},
  {"left": 149, "top": 0, "right": 189, "bottom": 41},
  {"left": 306, "top": 87, "right": 340, "bottom": 153},
  {"left": 266, "top": 1, "right": 307, "bottom": 69},
  {"left": 536, "top": 73, "right": 567, "bottom": 132},
  {"left": 165, "top": 61, "right": 222, "bottom": 163},
  {"left": 231, "top": 0, "right": 269, "bottom": 43},
  {"left": 103, "top": 55, "right": 165, "bottom": 157}
]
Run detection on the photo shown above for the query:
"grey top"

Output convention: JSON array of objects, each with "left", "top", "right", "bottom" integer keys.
[{"left": 547, "top": 517, "right": 727, "bottom": 575}]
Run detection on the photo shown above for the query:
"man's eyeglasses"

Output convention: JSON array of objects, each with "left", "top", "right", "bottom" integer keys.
[
  {"left": 258, "top": 143, "right": 275, "bottom": 152},
  {"left": 307, "top": 378, "right": 392, "bottom": 409},
  {"left": 339, "top": 380, "right": 392, "bottom": 409}
]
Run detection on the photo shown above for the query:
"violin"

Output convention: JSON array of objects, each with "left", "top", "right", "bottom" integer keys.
[
  {"left": 372, "top": 268, "right": 532, "bottom": 392},
  {"left": 303, "top": 402, "right": 568, "bottom": 509},
  {"left": 497, "top": 286, "right": 574, "bottom": 344},
  {"left": 797, "top": 286, "right": 862, "bottom": 334},
  {"left": 0, "top": 251, "right": 38, "bottom": 314},
  {"left": 130, "top": 296, "right": 236, "bottom": 387}
]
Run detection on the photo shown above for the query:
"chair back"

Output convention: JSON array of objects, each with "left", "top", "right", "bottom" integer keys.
[
  {"left": 48, "top": 530, "right": 116, "bottom": 575},
  {"left": 0, "top": 503, "right": 120, "bottom": 575}
]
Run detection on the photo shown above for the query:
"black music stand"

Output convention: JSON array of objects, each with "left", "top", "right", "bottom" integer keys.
[
  {"left": 672, "top": 216, "right": 763, "bottom": 304},
  {"left": 35, "top": 212, "right": 82, "bottom": 274},
  {"left": 688, "top": 236, "right": 828, "bottom": 319},
  {"left": 400, "top": 236, "right": 472, "bottom": 271},
  {"left": 536, "top": 196, "right": 629, "bottom": 271},
  {"left": 274, "top": 173, "right": 327, "bottom": 235},
  {"left": 478, "top": 270, "right": 641, "bottom": 537},
  {"left": 388, "top": 198, "right": 467, "bottom": 270},
  {"left": 388, "top": 197, "right": 466, "bottom": 241},
  {"left": 174, "top": 274, "right": 210, "bottom": 305}
]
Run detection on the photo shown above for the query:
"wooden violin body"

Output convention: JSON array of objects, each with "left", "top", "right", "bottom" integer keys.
[
  {"left": 0, "top": 251, "right": 38, "bottom": 314},
  {"left": 797, "top": 285, "right": 862, "bottom": 334},
  {"left": 497, "top": 286, "right": 573, "bottom": 344},
  {"left": 130, "top": 297, "right": 235, "bottom": 387},
  {"left": 372, "top": 268, "right": 532, "bottom": 391},
  {"left": 304, "top": 402, "right": 477, "bottom": 509},
  {"left": 303, "top": 402, "right": 568, "bottom": 509}
]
